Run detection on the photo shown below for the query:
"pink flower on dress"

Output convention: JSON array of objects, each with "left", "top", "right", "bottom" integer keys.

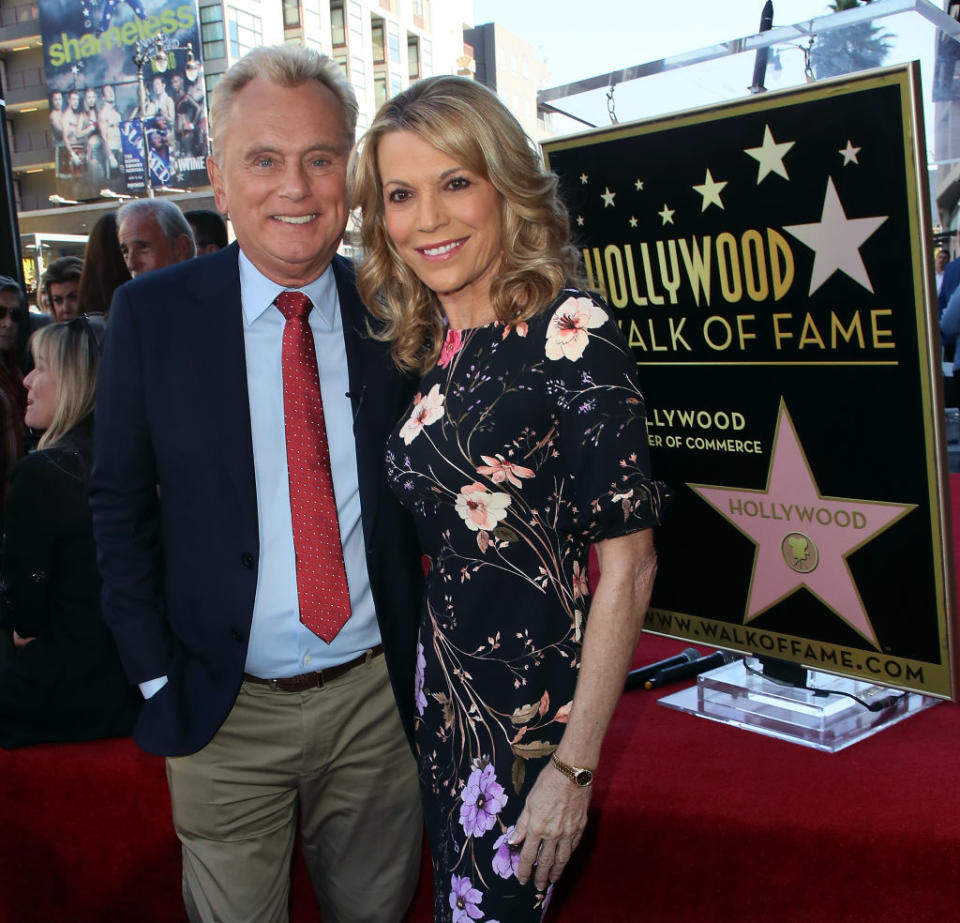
[
  {"left": 544, "top": 295, "right": 608, "bottom": 361},
  {"left": 399, "top": 383, "right": 444, "bottom": 444},
  {"left": 438, "top": 328, "right": 464, "bottom": 369},
  {"left": 476, "top": 454, "right": 535, "bottom": 488},
  {"left": 455, "top": 482, "right": 511, "bottom": 532},
  {"left": 572, "top": 560, "right": 589, "bottom": 599}
]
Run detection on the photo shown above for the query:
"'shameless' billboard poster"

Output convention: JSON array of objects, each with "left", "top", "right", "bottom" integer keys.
[
  {"left": 543, "top": 64, "right": 958, "bottom": 698},
  {"left": 38, "top": 0, "right": 208, "bottom": 200}
]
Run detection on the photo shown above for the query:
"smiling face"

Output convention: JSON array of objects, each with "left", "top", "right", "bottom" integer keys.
[
  {"left": 377, "top": 130, "right": 502, "bottom": 327},
  {"left": 207, "top": 77, "right": 350, "bottom": 288},
  {"left": 24, "top": 345, "right": 58, "bottom": 431}
]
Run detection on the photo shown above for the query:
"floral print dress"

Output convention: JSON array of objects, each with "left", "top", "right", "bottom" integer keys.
[{"left": 387, "top": 290, "right": 669, "bottom": 923}]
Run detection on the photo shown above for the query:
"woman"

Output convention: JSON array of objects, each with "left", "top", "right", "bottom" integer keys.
[
  {"left": 76, "top": 211, "right": 131, "bottom": 316},
  {"left": 353, "top": 76, "right": 670, "bottom": 921},
  {"left": 0, "top": 316, "right": 140, "bottom": 748},
  {"left": 0, "top": 275, "right": 26, "bottom": 524}
]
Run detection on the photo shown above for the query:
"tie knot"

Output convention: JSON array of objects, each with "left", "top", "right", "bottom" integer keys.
[{"left": 275, "top": 291, "right": 312, "bottom": 320}]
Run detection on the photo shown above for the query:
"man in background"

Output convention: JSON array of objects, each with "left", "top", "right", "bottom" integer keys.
[
  {"left": 116, "top": 199, "right": 196, "bottom": 278},
  {"left": 184, "top": 209, "right": 228, "bottom": 254}
]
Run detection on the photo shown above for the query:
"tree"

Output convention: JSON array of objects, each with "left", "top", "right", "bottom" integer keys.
[{"left": 810, "top": 0, "right": 893, "bottom": 80}]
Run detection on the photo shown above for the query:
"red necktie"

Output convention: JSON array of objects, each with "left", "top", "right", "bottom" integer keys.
[{"left": 275, "top": 290, "right": 351, "bottom": 642}]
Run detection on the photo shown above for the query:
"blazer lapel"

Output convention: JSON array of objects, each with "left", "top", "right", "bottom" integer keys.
[
  {"left": 333, "top": 256, "right": 389, "bottom": 545},
  {"left": 198, "top": 243, "right": 259, "bottom": 532}
]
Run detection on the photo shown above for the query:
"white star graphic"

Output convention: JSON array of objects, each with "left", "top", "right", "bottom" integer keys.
[
  {"left": 629, "top": 216, "right": 638, "bottom": 228},
  {"left": 782, "top": 177, "right": 888, "bottom": 295},
  {"left": 692, "top": 169, "right": 727, "bottom": 211},
  {"left": 839, "top": 140, "right": 861, "bottom": 165},
  {"left": 634, "top": 179, "right": 644, "bottom": 191},
  {"left": 601, "top": 187, "right": 616, "bottom": 208},
  {"left": 576, "top": 215, "right": 584, "bottom": 226},
  {"left": 580, "top": 173, "right": 589, "bottom": 184},
  {"left": 658, "top": 204, "right": 675, "bottom": 225},
  {"left": 744, "top": 124, "right": 795, "bottom": 184}
]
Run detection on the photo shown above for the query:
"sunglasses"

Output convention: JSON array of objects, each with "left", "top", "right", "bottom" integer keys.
[
  {"left": 67, "top": 313, "right": 106, "bottom": 354},
  {"left": 0, "top": 306, "right": 23, "bottom": 323}
]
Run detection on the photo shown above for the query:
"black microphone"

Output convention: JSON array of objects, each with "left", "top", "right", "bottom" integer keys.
[
  {"left": 624, "top": 647, "right": 700, "bottom": 691},
  {"left": 345, "top": 385, "right": 366, "bottom": 422},
  {"left": 644, "top": 651, "right": 727, "bottom": 690}
]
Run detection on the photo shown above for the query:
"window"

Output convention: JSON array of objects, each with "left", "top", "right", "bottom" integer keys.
[
  {"left": 200, "top": 5, "right": 225, "bottom": 61},
  {"left": 330, "top": 1, "right": 345, "bottom": 46},
  {"left": 407, "top": 35, "right": 420, "bottom": 80},
  {"left": 229, "top": 8, "right": 263, "bottom": 59},
  {"left": 371, "top": 19, "right": 385, "bottom": 63},
  {"left": 388, "top": 25, "right": 400, "bottom": 64},
  {"left": 283, "top": 0, "right": 300, "bottom": 28},
  {"left": 374, "top": 75, "right": 387, "bottom": 108}
]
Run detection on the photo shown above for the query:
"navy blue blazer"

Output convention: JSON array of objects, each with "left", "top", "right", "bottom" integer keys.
[{"left": 89, "top": 244, "right": 423, "bottom": 757}]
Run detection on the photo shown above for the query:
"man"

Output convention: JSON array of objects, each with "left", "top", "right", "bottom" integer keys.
[
  {"left": 172, "top": 74, "right": 203, "bottom": 157},
  {"left": 90, "top": 45, "right": 423, "bottom": 923},
  {"left": 184, "top": 209, "right": 228, "bottom": 254},
  {"left": 147, "top": 75, "right": 176, "bottom": 128},
  {"left": 42, "top": 256, "right": 83, "bottom": 321},
  {"left": 116, "top": 199, "right": 196, "bottom": 277},
  {"left": 98, "top": 85, "right": 123, "bottom": 178},
  {"left": 61, "top": 89, "right": 93, "bottom": 172}
]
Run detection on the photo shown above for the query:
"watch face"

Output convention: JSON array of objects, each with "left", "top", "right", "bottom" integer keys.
[{"left": 574, "top": 768, "right": 593, "bottom": 786}]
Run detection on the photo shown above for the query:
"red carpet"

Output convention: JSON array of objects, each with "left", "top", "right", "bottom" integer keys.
[{"left": 1, "top": 477, "right": 958, "bottom": 922}]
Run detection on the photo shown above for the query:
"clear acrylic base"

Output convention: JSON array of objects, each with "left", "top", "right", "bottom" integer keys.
[{"left": 658, "top": 658, "right": 939, "bottom": 752}]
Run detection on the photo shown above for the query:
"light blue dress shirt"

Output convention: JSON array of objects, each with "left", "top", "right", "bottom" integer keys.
[
  {"left": 239, "top": 252, "right": 381, "bottom": 677},
  {"left": 138, "top": 253, "right": 381, "bottom": 698}
]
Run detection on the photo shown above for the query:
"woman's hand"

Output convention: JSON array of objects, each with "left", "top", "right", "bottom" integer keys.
[
  {"left": 511, "top": 760, "right": 592, "bottom": 891},
  {"left": 12, "top": 630, "right": 36, "bottom": 647}
]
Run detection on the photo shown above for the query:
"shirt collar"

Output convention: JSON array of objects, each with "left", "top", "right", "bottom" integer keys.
[{"left": 238, "top": 250, "right": 338, "bottom": 330}]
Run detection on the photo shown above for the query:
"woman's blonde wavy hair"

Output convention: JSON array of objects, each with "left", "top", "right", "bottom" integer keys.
[
  {"left": 351, "top": 75, "right": 582, "bottom": 373},
  {"left": 29, "top": 316, "right": 103, "bottom": 450}
]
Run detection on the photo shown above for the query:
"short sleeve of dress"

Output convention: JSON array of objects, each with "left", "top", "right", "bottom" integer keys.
[{"left": 543, "top": 290, "right": 672, "bottom": 542}]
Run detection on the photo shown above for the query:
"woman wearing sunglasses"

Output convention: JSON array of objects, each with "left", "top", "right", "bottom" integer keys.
[{"left": 0, "top": 315, "right": 140, "bottom": 748}]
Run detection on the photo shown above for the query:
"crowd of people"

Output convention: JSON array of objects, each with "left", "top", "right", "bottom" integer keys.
[
  {"left": 0, "top": 202, "right": 227, "bottom": 749},
  {"left": 4, "top": 43, "right": 667, "bottom": 923}
]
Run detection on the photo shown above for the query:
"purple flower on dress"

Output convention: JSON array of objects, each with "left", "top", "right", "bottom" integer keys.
[
  {"left": 414, "top": 641, "right": 427, "bottom": 716},
  {"left": 459, "top": 763, "right": 508, "bottom": 838},
  {"left": 492, "top": 826, "right": 520, "bottom": 879},
  {"left": 449, "top": 873, "right": 484, "bottom": 922}
]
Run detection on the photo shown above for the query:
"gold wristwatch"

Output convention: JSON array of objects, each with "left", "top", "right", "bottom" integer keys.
[{"left": 550, "top": 752, "right": 594, "bottom": 787}]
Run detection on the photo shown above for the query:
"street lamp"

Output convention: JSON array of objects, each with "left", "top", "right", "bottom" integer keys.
[{"left": 132, "top": 33, "right": 179, "bottom": 198}]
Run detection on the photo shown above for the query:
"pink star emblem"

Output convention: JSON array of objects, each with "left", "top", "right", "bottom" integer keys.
[{"left": 690, "top": 403, "right": 915, "bottom": 647}]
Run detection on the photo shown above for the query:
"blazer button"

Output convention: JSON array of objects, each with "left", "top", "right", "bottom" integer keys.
[
  {"left": 240, "top": 552, "right": 255, "bottom": 569},
  {"left": 232, "top": 629, "right": 244, "bottom": 643}
]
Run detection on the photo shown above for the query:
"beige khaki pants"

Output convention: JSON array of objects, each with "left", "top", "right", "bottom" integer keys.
[{"left": 166, "top": 653, "right": 422, "bottom": 923}]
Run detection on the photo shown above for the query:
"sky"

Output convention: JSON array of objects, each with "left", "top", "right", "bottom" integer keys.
[
  {"left": 471, "top": 0, "right": 837, "bottom": 88},
  {"left": 470, "top": 0, "right": 942, "bottom": 154}
]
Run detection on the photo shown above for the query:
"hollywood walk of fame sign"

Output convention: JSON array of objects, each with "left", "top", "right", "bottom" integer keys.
[{"left": 543, "top": 64, "right": 958, "bottom": 698}]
